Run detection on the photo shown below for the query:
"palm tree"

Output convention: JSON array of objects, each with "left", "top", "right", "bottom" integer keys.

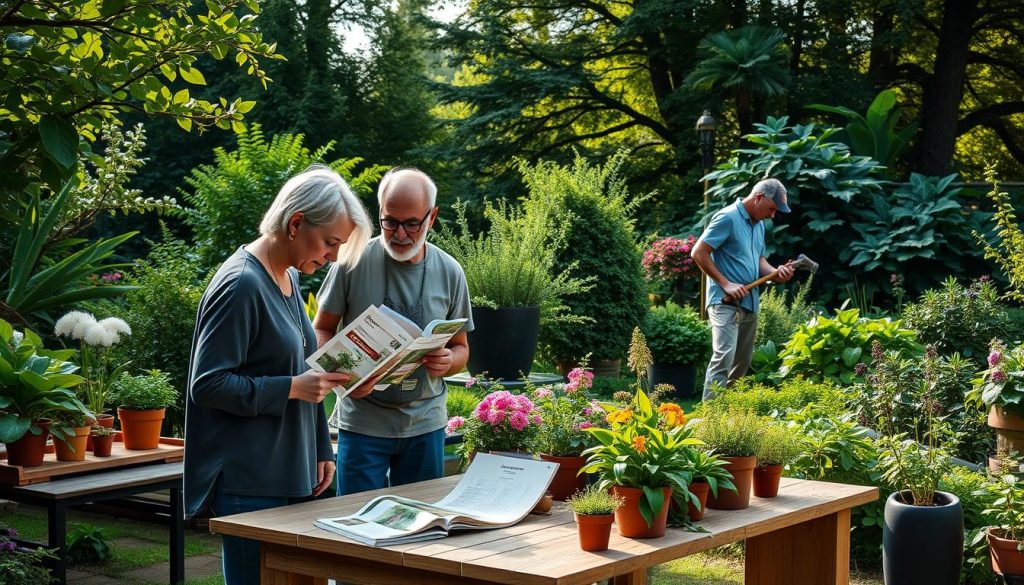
[{"left": 685, "top": 26, "right": 790, "bottom": 137}]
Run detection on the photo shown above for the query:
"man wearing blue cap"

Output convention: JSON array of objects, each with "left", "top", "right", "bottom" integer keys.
[{"left": 691, "top": 178, "right": 795, "bottom": 400}]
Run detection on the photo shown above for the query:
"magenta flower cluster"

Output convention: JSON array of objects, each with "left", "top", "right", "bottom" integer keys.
[
  {"left": 472, "top": 390, "right": 540, "bottom": 431},
  {"left": 565, "top": 368, "right": 594, "bottom": 393},
  {"left": 642, "top": 236, "right": 698, "bottom": 282}
]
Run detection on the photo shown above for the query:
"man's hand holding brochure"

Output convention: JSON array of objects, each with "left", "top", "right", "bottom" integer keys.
[
  {"left": 313, "top": 454, "right": 559, "bottom": 546},
  {"left": 306, "top": 304, "right": 467, "bottom": 399}
]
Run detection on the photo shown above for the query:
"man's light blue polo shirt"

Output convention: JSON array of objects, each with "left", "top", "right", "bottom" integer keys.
[{"left": 699, "top": 199, "right": 766, "bottom": 313}]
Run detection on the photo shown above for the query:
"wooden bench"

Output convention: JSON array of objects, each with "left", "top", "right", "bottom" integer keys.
[
  {"left": 210, "top": 475, "right": 878, "bottom": 585},
  {"left": 0, "top": 461, "right": 184, "bottom": 585}
]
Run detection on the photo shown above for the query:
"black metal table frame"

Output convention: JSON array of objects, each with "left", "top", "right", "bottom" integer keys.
[{"left": 1, "top": 473, "right": 184, "bottom": 585}]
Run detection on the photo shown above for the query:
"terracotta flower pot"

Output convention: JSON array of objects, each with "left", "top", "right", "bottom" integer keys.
[
  {"left": 753, "top": 464, "right": 783, "bottom": 498},
  {"left": 91, "top": 433, "right": 115, "bottom": 457},
  {"left": 988, "top": 406, "right": 1024, "bottom": 473},
  {"left": 687, "top": 480, "right": 711, "bottom": 521},
  {"left": 708, "top": 456, "right": 756, "bottom": 510},
  {"left": 540, "top": 454, "right": 588, "bottom": 500},
  {"left": 575, "top": 513, "right": 614, "bottom": 551},
  {"left": 54, "top": 425, "right": 91, "bottom": 462},
  {"left": 612, "top": 485, "right": 672, "bottom": 539},
  {"left": 989, "top": 527, "right": 1024, "bottom": 577},
  {"left": 87, "top": 413, "right": 115, "bottom": 452},
  {"left": 117, "top": 407, "right": 166, "bottom": 450},
  {"left": 4, "top": 420, "right": 51, "bottom": 467}
]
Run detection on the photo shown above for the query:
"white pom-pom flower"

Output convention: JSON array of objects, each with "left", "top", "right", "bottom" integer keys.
[
  {"left": 83, "top": 323, "right": 117, "bottom": 347},
  {"left": 99, "top": 317, "right": 132, "bottom": 342},
  {"left": 70, "top": 313, "right": 99, "bottom": 341},
  {"left": 54, "top": 311, "right": 95, "bottom": 339}
]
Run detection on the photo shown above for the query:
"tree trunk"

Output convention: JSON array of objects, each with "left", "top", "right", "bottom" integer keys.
[
  {"left": 867, "top": 2, "right": 899, "bottom": 88},
  {"left": 736, "top": 87, "right": 754, "bottom": 138},
  {"left": 786, "top": 0, "right": 805, "bottom": 119},
  {"left": 917, "top": 0, "right": 978, "bottom": 175}
]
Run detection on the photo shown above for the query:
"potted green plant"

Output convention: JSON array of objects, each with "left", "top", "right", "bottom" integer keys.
[
  {"left": 109, "top": 369, "right": 177, "bottom": 450},
  {"left": 640, "top": 302, "right": 711, "bottom": 398},
  {"left": 434, "top": 200, "right": 592, "bottom": 381},
  {"left": 752, "top": 423, "right": 803, "bottom": 498},
  {"left": 0, "top": 319, "right": 88, "bottom": 466},
  {"left": 90, "top": 424, "right": 115, "bottom": 458},
  {"left": 694, "top": 408, "right": 766, "bottom": 510},
  {"left": 566, "top": 483, "right": 625, "bottom": 551},
  {"left": 531, "top": 367, "right": 606, "bottom": 500},
  {"left": 51, "top": 411, "right": 93, "bottom": 462},
  {"left": 682, "top": 447, "right": 736, "bottom": 521},
  {"left": 980, "top": 464, "right": 1024, "bottom": 577},
  {"left": 445, "top": 380, "right": 542, "bottom": 461},
  {"left": 968, "top": 339, "right": 1024, "bottom": 471}
]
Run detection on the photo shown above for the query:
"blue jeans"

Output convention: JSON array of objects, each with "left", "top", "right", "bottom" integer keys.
[
  {"left": 335, "top": 428, "right": 445, "bottom": 496},
  {"left": 213, "top": 485, "right": 311, "bottom": 585}
]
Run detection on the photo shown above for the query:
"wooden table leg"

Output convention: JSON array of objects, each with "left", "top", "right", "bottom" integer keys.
[
  {"left": 260, "top": 546, "right": 327, "bottom": 585},
  {"left": 745, "top": 508, "right": 851, "bottom": 585},
  {"left": 612, "top": 568, "right": 648, "bottom": 585}
]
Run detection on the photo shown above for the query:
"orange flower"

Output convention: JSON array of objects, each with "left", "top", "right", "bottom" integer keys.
[
  {"left": 606, "top": 408, "right": 633, "bottom": 425},
  {"left": 658, "top": 403, "right": 686, "bottom": 427},
  {"left": 631, "top": 435, "right": 647, "bottom": 452}
]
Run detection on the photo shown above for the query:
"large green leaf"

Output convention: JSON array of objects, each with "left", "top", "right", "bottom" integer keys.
[{"left": 38, "top": 115, "right": 79, "bottom": 169}]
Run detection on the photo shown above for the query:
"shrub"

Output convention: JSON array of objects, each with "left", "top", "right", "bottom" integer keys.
[
  {"left": 755, "top": 276, "right": 815, "bottom": 349},
  {"left": 524, "top": 154, "right": 649, "bottom": 363},
  {"left": 110, "top": 370, "right": 178, "bottom": 411},
  {"left": 903, "top": 276, "right": 1009, "bottom": 364},
  {"left": 66, "top": 524, "right": 110, "bottom": 565},
  {"left": 640, "top": 303, "right": 711, "bottom": 366},
  {"left": 0, "top": 527, "right": 55, "bottom": 585},
  {"left": 779, "top": 308, "right": 922, "bottom": 384},
  {"left": 702, "top": 377, "right": 846, "bottom": 419},
  {"left": 446, "top": 385, "right": 482, "bottom": 419}
]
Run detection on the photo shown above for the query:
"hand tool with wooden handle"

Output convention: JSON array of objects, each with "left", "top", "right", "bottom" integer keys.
[{"left": 723, "top": 253, "right": 819, "bottom": 302}]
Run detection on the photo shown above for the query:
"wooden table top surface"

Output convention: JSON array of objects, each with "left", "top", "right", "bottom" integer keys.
[{"left": 210, "top": 476, "right": 878, "bottom": 585}]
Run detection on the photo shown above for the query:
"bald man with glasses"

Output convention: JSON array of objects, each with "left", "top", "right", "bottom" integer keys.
[{"left": 313, "top": 167, "right": 473, "bottom": 497}]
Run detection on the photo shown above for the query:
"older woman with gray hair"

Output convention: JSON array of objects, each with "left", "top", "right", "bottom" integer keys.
[{"left": 183, "top": 164, "right": 371, "bottom": 584}]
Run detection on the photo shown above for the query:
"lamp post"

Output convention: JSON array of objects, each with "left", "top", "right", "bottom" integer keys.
[{"left": 696, "top": 110, "right": 716, "bottom": 320}]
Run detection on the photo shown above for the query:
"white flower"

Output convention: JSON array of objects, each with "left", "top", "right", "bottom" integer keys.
[
  {"left": 54, "top": 311, "right": 96, "bottom": 339},
  {"left": 83, "top": 323, "right": 117, "bottom": 347},
  {"left": 70, "top": 313, "right": 100, "bottom": 340},
  {"left": 99, "top": 317, "right": 131, "bottom": 342}
]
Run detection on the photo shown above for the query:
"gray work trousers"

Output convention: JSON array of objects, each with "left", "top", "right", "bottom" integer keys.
[{"left": 702, "top": 303, "right": 758, "bottom": 400}]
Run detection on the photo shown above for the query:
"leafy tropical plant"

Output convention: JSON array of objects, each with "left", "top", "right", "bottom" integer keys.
[
  {"left": 66, "top": 524, "right": 110, "bottom": 565},
  {"left": 640, "top": 303, "right": 711, "bottom": 366},
  {"left": 565, "top": 483, "right": 625, "bottom": 516},
  {"left": 903, "top": 276, "right": 1008, "bottom": 364},
  {"left": 0, "top": 319, "right": 88, "bottom": 444},
  {"left": 778, "top": 308, "right": 922, "bottom": 384},
  {"left": 109, "top": 370, "right": 178, "bottom": 411},
  {"left": 975, "top": 164, "right": 1024, "bottom": 303},
  {"left": 968, "top": 339, "right": 1024, "bottom": 417},
  {"left": 807, "top": 89, "right": 917, "bottom": 174},
  {"left": 433, "top": 198, "right": 593, "bottom": 325},
  {"left": 683, "top": 447, "right": 736, "bottom": 499}
]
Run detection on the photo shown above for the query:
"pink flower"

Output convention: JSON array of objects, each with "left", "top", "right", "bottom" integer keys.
[
  {"left": 509, "top": 411, "right": 529, "bottom": 431},
  {"left": 487, "top": 409, "right": 506, "bottom": 426},
  {"left": 534, "top": 388, "right": 553, "bottom": 399},
  {"left": 989, "top": 351, "right": 1002, "bottom": 367},
  {"left": 465, "top": 377, "right": 477, "bottom": 388},
  {"left": 532, "top": 415, "right": 542, "bottom": 425},
  {"left": 564, "top": 381, "right": 580, "bottom": 394},
  {"left": 577, "top": 421, "right": 593, "bottom": 430},
  {"left": 445, "top": 416, "right": 466, "bottom": 435},
  {"left": 992, "top": 369, "right": 1008, "bottom": 383}
]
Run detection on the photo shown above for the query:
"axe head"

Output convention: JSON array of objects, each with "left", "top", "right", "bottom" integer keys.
[{"left": 793, "top": 253, "right": 819, "bottom": 273}]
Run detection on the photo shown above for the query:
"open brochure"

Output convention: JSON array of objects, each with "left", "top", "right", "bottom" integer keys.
[
  {"left": 306, "top": 305, "right": 467, "bottom": 399},
  {"left": 313, "top": 453, "right": 559, "bottom": 546}
]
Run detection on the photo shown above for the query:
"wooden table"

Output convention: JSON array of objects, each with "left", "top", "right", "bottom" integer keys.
[
  {"left": 210, "top": 475, "right": 878, "bottom": 585},
  {"left": 0, "top": 461, "right": 184, "bottom": 585}
]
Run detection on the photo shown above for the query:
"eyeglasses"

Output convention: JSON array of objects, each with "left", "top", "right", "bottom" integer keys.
[{"left": 379, "top": 210, "right": 432, "bottom": 233}]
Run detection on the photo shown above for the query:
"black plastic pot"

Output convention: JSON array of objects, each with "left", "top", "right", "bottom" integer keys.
[
  {"left": 466, "top": 306, "right": 540, "bottom": 382},
  {"left": 883, "top": 490, "right": 963, "bottom": 585},
  {"left": 646, "top": 362, "right": 697, "bottom": 398}
]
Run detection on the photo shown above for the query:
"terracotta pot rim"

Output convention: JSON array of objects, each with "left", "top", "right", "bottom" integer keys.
[
  {"left": 574, "top": 512, "right": 615, "bottom": 523},
  {"left": 756, "top": 463, "right": 784, "bottom": 471},
  {"left": 989, "top": 405, "right": 1024, "bottom": 431},
  {"left": 988, "top": 527, "right": 1024, "bottom": 545}
]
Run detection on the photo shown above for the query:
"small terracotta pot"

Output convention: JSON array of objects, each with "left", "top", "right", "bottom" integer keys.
[
  {"left": 575, "top": 513, "right": 614, "bottom": 551},
  {"left": 4, "top": 420, "right": 51, "bottom": 467},
  {"left": 753, "top": 464, "right": 783, "bottom": 498},
  {"left": 989, "top": 527, "right": 1024, "bottom": 577},
  {"left": 708, "top": 456, "right": 757, "bottom": 510},
  {"left": 540, "top": 454, "right": 588, "bottom": 500},
  {"left": 54, "top": 426, "right": 91, "bottom": 462},
  {"left": 687, "top": 480, "right": 711, "bottom": 521},
  {"left": 87, "top": 414, "right": 115, "bottom": 451},
  {"left": 613, "top": 485, "right": 672, "bottom": 539},
  {"left": 117, "top": 407, "right": 166, "bottom": 450},
  {"left": 988, "top": 406, "right": 1024, "bottom": 474},
  {"left": 91, "top": 432, "right": 115, "bottom": 457}
]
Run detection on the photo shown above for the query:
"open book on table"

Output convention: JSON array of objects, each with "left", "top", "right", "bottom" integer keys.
[
  {"left": 305, "top": 304, "right": 467, "bottom": 399},
  {"left": 313, "top": 453, "right": 559, "bottom": 546}
]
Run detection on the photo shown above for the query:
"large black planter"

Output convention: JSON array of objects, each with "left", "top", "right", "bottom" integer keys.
[
  {"left": 466, "top": 306, "right": 540, "bottom": 382},
  {"left": 883, "top": 490, "right": 963, "bottom": 585},
  {"left": 647, "top": 363, "right": 697, "bottom": 398}
]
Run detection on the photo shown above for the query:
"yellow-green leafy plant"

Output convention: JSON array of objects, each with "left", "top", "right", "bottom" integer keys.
[{"left": 975, "top": 164, "right": 1024, "bottom": 302}]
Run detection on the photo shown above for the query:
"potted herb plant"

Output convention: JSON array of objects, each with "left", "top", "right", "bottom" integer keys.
[
  {"left": 981, "top": 464, "right": 1024, "bottom": 577},
  {"left": 434, "top": 200, "right": 592, "bottom": 381},
  {"left": 109, "top": 369, "right": 178, "bottom": 450},
  {"left": 566, "top": 483, "right": 625, "bottom": 551},
  {"left": 445, "top": 380, "right": 542, "bottom": 461},
  {"left": 752, "top": 423, "right": 803, "bottom": 498},
  {"left": 532, "top": 367, "right": 606, "bottom": 500},
  {"left": 968, "top": 339, "right": 1024, "bottom": 471},
  {"left": 640, "top": 303, "right": 711, "bottom": 399},
  {"left": 694, "top": 408, "right": 766, "bottom": 510},
  {"left": 51, "top": 411, "right": 93, "bottom": 462},
  {"left": 682, "top": 447, "right": 736, "bottom": 521},
  {"left": 0, "top": 319, "right": 88, "bottom": 467},
  {"left": 90, "top": 424, "right": 115, "bottom": 458}
]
